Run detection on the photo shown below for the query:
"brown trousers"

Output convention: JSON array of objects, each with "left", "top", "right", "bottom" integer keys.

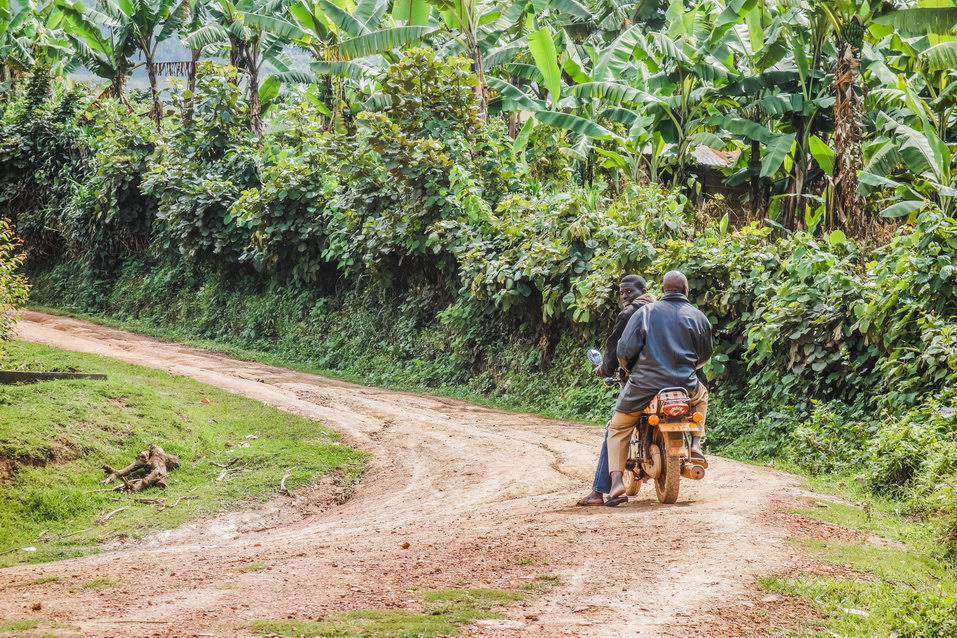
[{"left": 607, "top": 384, "right": 709, "bottom": 473}]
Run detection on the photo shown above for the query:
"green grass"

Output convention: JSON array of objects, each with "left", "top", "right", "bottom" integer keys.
[
  {"left": 0, "top": 340, "right": 364, "bottom": 567},
  {"left": 520, "top": 574, "right": 562, "bottom": 592},
  {"left": 28, "top": 576, "right": 59, "bottom": 585},
  {"left": 793, "top": 538, "right": 957, "bottom": 595},
  {"left": 72, "top": 577, "right": 119, "bottom": 590},
  {"left": 762, "top": 486, "right": 957, "bottom": 636},
  {"left": 0, "top": 621, "right": 42, "bottom": 632},
  {"left": 237, "top": 562, "right": 269, "bottom": 572},
  {"left": 762, "top": 576, "right": 957, "bottom": 638},
  {"left": 247, "top": 588, "right": 524, "bottom": 637},
  {"left": 514, "top": 556, "right": 548, "bottom": 566}
]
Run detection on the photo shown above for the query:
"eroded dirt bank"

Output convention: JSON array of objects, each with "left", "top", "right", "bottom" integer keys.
[{"left": 2, "top": 311, "right": 807, "bottom": 637}]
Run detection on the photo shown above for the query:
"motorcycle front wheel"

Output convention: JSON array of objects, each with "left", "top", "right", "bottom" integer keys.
[
  {"left": 623, "top": 469, "right": 641, "bottom": 496},
  {"left": 625, "top": 432, "right": 641, "bottom": 495},
  {"left": 653, "top": 429, "right": 681, "bottom": 504}
]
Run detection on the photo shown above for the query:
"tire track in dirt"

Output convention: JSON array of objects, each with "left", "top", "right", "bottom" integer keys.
[{"left": 2, "top": 311, "right": 806, "bottom": 637}]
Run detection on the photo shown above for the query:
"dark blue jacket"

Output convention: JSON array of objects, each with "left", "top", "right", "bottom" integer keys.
[
  {"left": 599, "top": 293, "right": 656, "bottom": 377},
  {"left": 614, "top": 292, "right": 713, "bottom": 413}
]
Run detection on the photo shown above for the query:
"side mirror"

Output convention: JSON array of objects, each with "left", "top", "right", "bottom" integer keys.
[{"left": 586, "top": 348, "right": 603, "bottom": 366}]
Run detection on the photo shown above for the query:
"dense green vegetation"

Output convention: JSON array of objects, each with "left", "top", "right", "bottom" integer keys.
[
  {"left": 762, "top": 492, "right": 957, "bottom": 637},
  {"left": 0, "top": 217, "right": 27, "bottom": 345},
  {"left": 4, "top": 0, "right": 957, "bottom": 605},
  {"left": 0, "top": 340, "right": 363, "bottom": 567}
]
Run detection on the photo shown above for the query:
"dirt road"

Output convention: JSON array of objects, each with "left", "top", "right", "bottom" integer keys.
[{"left": 2, "top": 312, "right": 809, "bottom": 637}]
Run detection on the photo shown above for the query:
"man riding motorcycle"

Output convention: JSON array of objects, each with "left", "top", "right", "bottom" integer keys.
[
  {"left": 606, "top": 270, "right": 712, "bottom": 502},
  {"left": 576, "top": 274, "right": 656, "bottom": 507}
]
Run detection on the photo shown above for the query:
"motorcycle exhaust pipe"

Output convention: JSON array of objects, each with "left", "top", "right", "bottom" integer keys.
[{"left": 681, "top": 464, "right": 706, "bottom": 480}]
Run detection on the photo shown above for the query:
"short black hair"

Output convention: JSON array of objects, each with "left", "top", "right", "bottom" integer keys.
[{"left": 620, "top": 274, "right": 647, "bottom": 294}]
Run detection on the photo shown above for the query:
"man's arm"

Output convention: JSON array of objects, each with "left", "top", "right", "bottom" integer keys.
[
  {"left": 599, "top": 306, "right": 635, "bottom": 377},
  {"left": 617, "top": 305, "right": 648, "bottom": 373}
]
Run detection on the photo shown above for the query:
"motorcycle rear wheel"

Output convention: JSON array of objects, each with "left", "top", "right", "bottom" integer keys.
[{"left": 653, "top": 430, "right": 681, "bottom": 504}]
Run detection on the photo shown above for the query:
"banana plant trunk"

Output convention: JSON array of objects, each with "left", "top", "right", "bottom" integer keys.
[
  {"left": 467, "top": 33, "right": 488, "bottom": 120},
  {"left": 146, "top": 58, "right": 162, "bottom": 128},
  {"left": 832, "top": 41, "right": 865, "bottom": 230},
  {"left": 249, "top": 64, "right": 262, "bottom": 136},
  {"left": 750, "top": 139, "right": 764, "bottom": 218},
  {"left": 183, "top": 49, "right": 201, "bottom": 127}
]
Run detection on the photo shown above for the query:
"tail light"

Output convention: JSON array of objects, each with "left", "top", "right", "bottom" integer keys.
[{"left": 662, "top": 403, "right": 689, "bottom": 417}]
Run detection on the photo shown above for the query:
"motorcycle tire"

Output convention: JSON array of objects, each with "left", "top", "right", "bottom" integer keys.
[
  {"left": 653, "top": 430, "right": 681, "bottom": 504},
  {"left": 623, "top": 470, "right": 641, "bottom": 496}
]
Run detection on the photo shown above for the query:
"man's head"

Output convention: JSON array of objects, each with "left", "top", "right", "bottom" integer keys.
[
  {"left": 619, "top": 274, "right": 647, "bottom": 305},
  {"left": 662, "top": 270, "right": 689, "bottom": 296}
]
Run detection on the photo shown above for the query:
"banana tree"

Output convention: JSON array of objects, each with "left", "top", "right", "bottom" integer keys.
[
  {"left": 861, "top": 112, "right": 957, "bottom": 218},
  {"left": 0, "top": 0, "right": 37, "bottom": 94},
  {"left": 101, "top": 0, "right": 193, "bottom": 125},
  {"left": 57, "top": 0, "right": 138, "bottom": 103},
  {"left": 185, "top": 0, "right": 299, "bottom": 134},
  {"left": 244, "top": 0, "right": 435, "bottom": 128},
  {"left": 1, "top": 0, "right": 76, "bottom": 96},
  {"left": 427, "top": 0, "right": 489, "bottom": 117},
  {"left": 814, "top": 0, "right": 873, "bottom": 228}
]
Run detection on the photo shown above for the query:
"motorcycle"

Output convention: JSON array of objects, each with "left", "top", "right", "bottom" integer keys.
[{"left": 587, "top": 349, "right": 707, "bottom": 504}]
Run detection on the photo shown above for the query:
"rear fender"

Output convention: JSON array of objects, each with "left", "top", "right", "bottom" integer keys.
[{"left": 662, "top": 431, "right": 686, "bottom": 458}]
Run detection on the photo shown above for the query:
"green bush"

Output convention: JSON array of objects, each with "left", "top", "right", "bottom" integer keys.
[
  {"left": 791, "top": 401, "right": 867, "bottom": 476},
  {"left": 0, "top": 66, "right": 88, "bottom": 258},
  {"left": 142, "top": 63, "right": 258, "bottom": 264},
  {"left": 0, "top": 218, "right": 28, "bottom": 346},
  {"left": 64, "top": 101, "right": 158, "bottom": 260}
]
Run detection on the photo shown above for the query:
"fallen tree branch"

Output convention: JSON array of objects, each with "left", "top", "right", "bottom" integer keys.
[
  {"left": 215, "top": 461, "right": 248, "bottom": 482},
  {"left": 278, "top": 468, "right": 295, "bottom": 497},
  {"left": 102, "top": 445, "right": 179, "bottom": 493},
  {"left": 164, "top": 495, "right": 197, "bottom": 510},
  {"left": 97, "top": 506, "right": 130, "bottom": 525},
  {"left": 56, "top": 527, "right": 93, "bottom": 540}
]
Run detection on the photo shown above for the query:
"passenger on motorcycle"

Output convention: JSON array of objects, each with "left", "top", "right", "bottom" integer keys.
[
  {"left": 606, "top": 270, "right": 712, "bottom": 502},
  {"left": 576, "top": 275, "right": 656, "bottom": 507}
]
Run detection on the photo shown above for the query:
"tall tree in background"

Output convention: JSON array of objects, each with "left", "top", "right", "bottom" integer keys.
[
  {"left": 117, "top": 0, "right": 193, "bottom": 125},
  {"left": 0, "top": 0, "right": 37, "bottom": 95},
  {"left": 819, "top": 1, "right": 869, "bottom": 229},
  {"left": 58, "top": 0, "right": 137, "bottom": 103},
  {"left": 186, "top": 0, "right": 297, "bottom": 134},
  {"left": 429, "top": 0, "right": 488, "bottom": 118}
]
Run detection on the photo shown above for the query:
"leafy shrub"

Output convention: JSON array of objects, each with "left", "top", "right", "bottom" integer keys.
[
  {"left": 64, "top": 100, "right": 158, "bottom": 259},
  {"left": 865, "top": 401, "right": 953, "bottom": 497},
  {"left": 143, "top": 63, "right": 258, "bottom": 264},
  {"left": 791, "top": 401, "right": 868, "bottom": 476},
  {"left": 849, "top": 211, "right": 957, "bottom": 407},
  {"left": 0, "top": 66, "right": 88, "bottom": 259},
  {"left": 744, "top": 233, "right": 875, "bottom": 402},
  {"left": 233, "top": 108, "right": 338, "bottom": 281},
  {"left": 0, "top": 218, "right": 29, "bottom": 345}
]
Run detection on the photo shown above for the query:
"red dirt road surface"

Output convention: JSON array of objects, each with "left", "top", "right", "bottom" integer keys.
[{"left": 2, "top": 312, "right": 810, "bottom": 637}]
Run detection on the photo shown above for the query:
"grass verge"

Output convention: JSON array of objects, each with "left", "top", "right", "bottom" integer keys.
[
  {"left": 0, "top": 340, "right": 364, "bottom": 567},
  {"left": 246, "top": 588, "right": 525, "bottom": 637},
  {"left": 0, "top": 617, "right": 81, "bottom": 638},
  {"left": 765, "top": 489, "right": 957, "bottom": 636}
]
